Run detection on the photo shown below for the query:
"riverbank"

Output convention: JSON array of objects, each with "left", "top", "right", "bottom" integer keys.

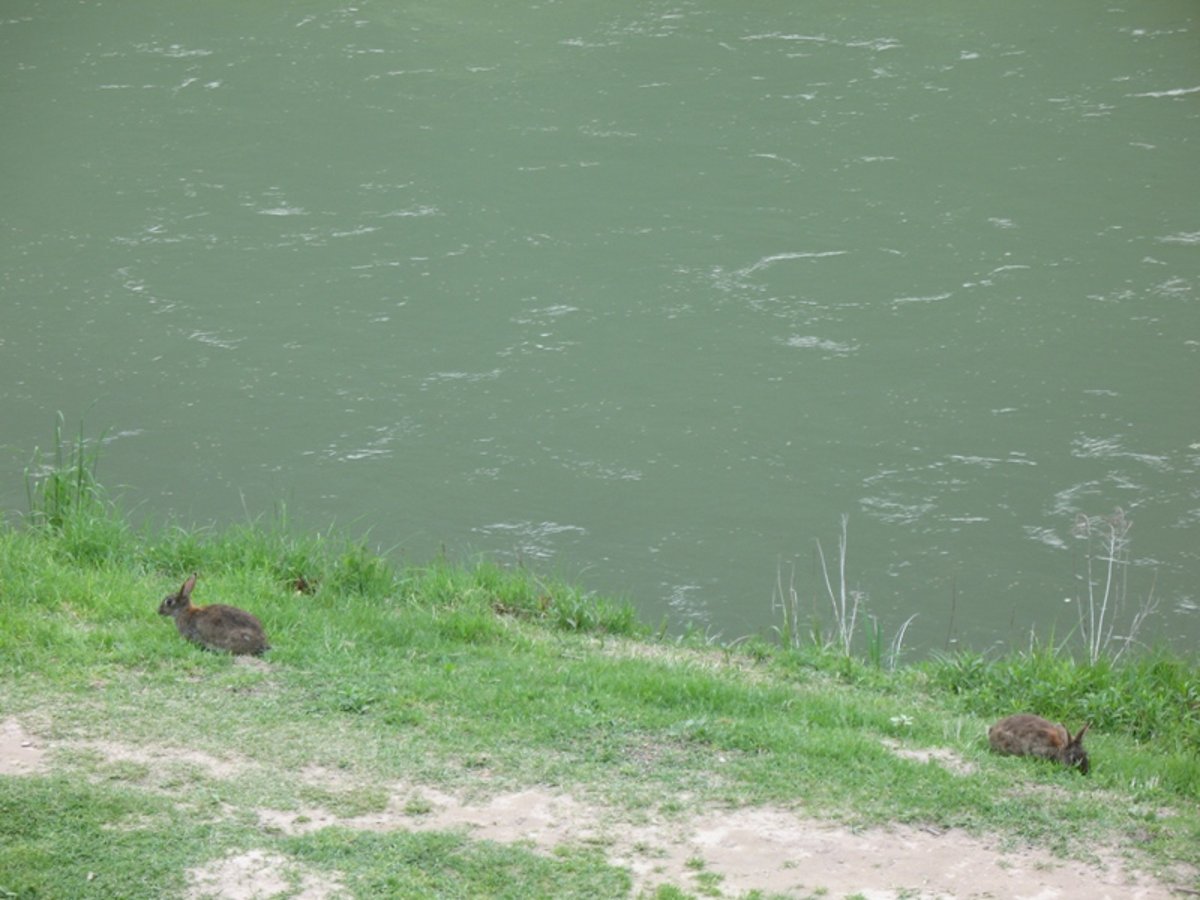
[{"left": 1, "top": 470, "right": 1197, "bottom": 897}]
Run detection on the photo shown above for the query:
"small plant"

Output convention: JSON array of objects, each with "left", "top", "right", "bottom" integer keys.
[
  {"left": 403, "top": 795, "right": 434, "bottom": 816},
  {"left": 327, "top": 539, "right": 396, "bottom": 597},
  {"left": 867, "top": 613, "right": 918, "bottom": 671},
  {"left": 774, "top": 516, "right": 912, "bottom": 666},
  {"left": 23, "top": 414, "right": 108, "bottom": 530},
  {"left": 773, "top": 558, "right": 808, "bottom": 650},
  {"left": 1071, "top": 508, "right": 1158, "bottom": 663},
  {"left": 817, "top": 514, "right": 862, "bottom": 656}
]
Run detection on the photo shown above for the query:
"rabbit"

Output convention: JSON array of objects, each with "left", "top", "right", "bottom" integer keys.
[
  {"left": 158, "top": 573, "right": 270, "bottom": 656},
  {"left": 988, "top": 713, "right": 1090, "bottom": 774}
]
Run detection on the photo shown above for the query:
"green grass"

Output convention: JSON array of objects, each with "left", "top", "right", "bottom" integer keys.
[
  {"left": 281, "top": 830, "right": 628, "bottom": 898},
  {"left": 1, "top": 444, "right": 1198, "bottom": 897},
  {"left": 0, "top": 777, "right": 197, "bottom": 898}
]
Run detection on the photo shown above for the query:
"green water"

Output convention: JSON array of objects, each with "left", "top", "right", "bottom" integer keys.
[{"left": 3, "top": 2, "right": 1197, "bottom": 653}]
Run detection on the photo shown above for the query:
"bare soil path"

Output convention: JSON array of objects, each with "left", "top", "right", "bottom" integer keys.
[{"left": 2, "top": 716, "right": 1187, "bottom": 899}]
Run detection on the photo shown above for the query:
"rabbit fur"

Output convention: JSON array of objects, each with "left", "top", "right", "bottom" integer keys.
[
  {"left": 988, "top": 713, "right": 1090, "bottom": 774},
  {"left": 158, "top": 573, "right": 270, "bottom": 655}
]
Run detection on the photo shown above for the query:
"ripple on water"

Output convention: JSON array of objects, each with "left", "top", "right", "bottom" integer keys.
[
  {"left": 1071, "top": 434, "right": 1171, "bottom": 471},
  {"left": 303, "top": 421, "right": 419, "bottom": 463},
  {"left": 664, "top": 583, "right": 708, "bottom": 625},
  {"left": 1024, "top": 525, "right": 1068, "bottom": 550},
  {"left": 472, "top": 521, "right": 587, "bottom": 561},
  {"left": 420, "top": 370, "right": 503, "bottom": 390},
  {"left": 737, "top": 250, "right": 849, "bottom": 278},
  {"left": 859, "top": 495, "right": 936, "bottom": 526},
  {"left": 781, "top": 335, "right": 858, "bottom": 355},
  {"left": 1157, "top": 230, "right": 1200, "bottom": 244}
]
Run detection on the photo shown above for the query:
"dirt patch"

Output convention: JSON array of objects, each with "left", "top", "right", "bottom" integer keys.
[
  {"left": 297, "top": 763, "right": 360, "bottom": 790},
  {"left": 1, "top": 715, "right": 256, "bottom": 782},
  {"left": 5, "top": 717, "right": 1191, "bottom": 899},
  {"left": 184, "top": 850, "right": 345, "bottom": 900},
  {"left": 639, "top": 809, "right": 1163, "bottom": 899},
  {"left": 881, "top": 737, "right": 978, "bottom": 776},
  {"left": 0, "top": 717, "right": 48, "bottom": 775},
  {"left": 72, "top": 739, "right": 253, "bottom": 781},
  {"left": 255, "top": 778, "right": 1185, "bottom": 899}
]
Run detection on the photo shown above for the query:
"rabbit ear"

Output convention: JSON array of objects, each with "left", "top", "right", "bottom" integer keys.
[
  {"left": 1072, "top": 723, "right": 1090, "bottom": 744},
  {"left": 180, "top": 573, "right": 197, "bottom": 598}
]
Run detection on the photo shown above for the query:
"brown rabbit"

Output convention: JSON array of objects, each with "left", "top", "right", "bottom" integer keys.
[
  {"left": 988, "top": 713, "right": 1090, "bottom": 774},
  {"left": 158, "top": 573, "right": 270, "bottom": 655}
]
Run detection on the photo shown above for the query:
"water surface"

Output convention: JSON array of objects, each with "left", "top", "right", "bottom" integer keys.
[{"left": 3, "top": 1, "right": 1198, "bottom": 654}]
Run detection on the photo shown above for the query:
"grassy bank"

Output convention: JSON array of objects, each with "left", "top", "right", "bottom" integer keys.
[{"left": 1, "top": 450, "right": 1198, "bottom": 897}]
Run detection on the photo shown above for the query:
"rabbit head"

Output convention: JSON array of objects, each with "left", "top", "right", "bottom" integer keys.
[
  {"left": 158, "top": 573, "right": 197, "bottom": 618},
  {"left": 1061, "top": 724, "right": 1090, "bottom": 775}
]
